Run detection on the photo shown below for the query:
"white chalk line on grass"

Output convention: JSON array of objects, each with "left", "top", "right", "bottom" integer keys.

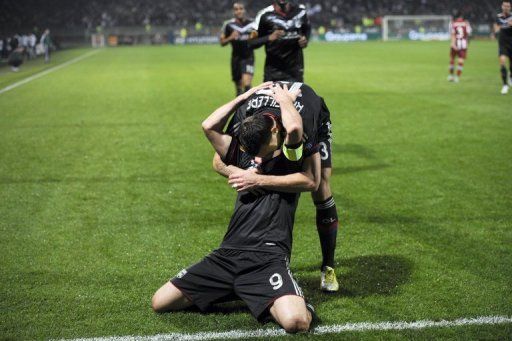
[
  {"left": 0, "top": 49, "right": 101, "bottom": 95},
  {"left": 61, "top": 315, "right": 512, "bottom": 341}
]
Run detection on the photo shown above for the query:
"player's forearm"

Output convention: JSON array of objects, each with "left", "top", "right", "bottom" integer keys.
[
  {"left": 202, "top": 96, "right": 244, "bottom": 133},
  {"left": 248, "top": 35, "right": 269, "bottom": 48},
  {"left": 277, "top": 98, "right": 303, "bottom": 145},
  {"left": 256, "top": 172, "right": 317, "bottom": 193},
  {"left": 213, "top": 153, "right": 241, "bottom": 178},
  {"left": 220, "top": 35, "right": 233, "bottom": 46}
]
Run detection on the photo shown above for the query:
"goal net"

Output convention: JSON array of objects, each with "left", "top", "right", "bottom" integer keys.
[{"left": 382, "top": 15, "right": 452, "bottom": 41}]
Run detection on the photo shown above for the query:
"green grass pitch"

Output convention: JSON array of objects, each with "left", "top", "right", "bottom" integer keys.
[{"left": 0, "top": 41, "right": 511, "bottom": 340}]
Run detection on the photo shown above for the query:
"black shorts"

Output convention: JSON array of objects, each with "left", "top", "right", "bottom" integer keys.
[
  {"left": 499, "top": 36, "right": 512, "bottom": 57},
  {"left": 171, "top": 249, "right": 304, "bottom": 321},
  {"left": 264, "top": 66, "right": 304, "bottom": 83},
  {"left": 318, "top": 98, "right": 333, "bottom": 168},
  {"left": 231, "top": 57, "right": 254, "bottom": 82}
]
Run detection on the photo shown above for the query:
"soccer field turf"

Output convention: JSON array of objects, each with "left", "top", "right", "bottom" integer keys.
[{"left": 1, "top": 41, "right": 511, "bottom": 340}]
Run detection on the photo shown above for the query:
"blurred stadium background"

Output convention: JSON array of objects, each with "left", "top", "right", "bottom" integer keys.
[
  {"left": 1, "top": 1, "right": 511, "bottom": 340},
  {"left": 0, "top": 0, "right": 500, "bottom": 51}
]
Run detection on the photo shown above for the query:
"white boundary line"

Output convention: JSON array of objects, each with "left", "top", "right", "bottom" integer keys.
[
  {"left": 0, "top": 50, "right": 101, "bottom": 95},
  {"left": 60, "top": 316, "right": 512, "bottom": 341}
]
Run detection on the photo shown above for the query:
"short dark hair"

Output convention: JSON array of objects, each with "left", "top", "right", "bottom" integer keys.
[{"left": 238, "top": 114, "right": 274, "bottom": 156}]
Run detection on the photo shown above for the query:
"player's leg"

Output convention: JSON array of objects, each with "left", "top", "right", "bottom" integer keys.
[
  {"left": 235, "top": 253, "right": 313, "bottom": 333},
  {"left": 151, "top": 281, "right": 193, "bottom": 312},
  {"left": 311, "top": 163, "right": 339, "bottom": 292},
  {"left": 153, "top": 251, "right": 235, "bottom": 314},
  {"left": 455, "top": 51, "right": 465, "bottom": 82},
  {"left": 235, "top": 80, "right": 244, "bottom": 96},
  {"left": 241, "top": 74, "right": 252, "bottom": 92},
  {"left": 232, "top": 58, "right": 243, "bottom": 96},
  {"left": 241, "top": 59, "right": 254, "bottom": 92},
  {"left": 269, "top": 295, "right": 311, "bottom": 333},
  {"left": 500, "top": 55, "right": 510, "bottom": 94},
  {"left": 314, "top": 101, "right": 339, "bottom": 292},
  {"left": 448, "top": 49, "right": 456, "bottom": 81}
]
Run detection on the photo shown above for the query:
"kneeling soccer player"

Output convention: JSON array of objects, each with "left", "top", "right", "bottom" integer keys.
[
  {"left": 213, "top": 81, "right": 340, "bottom": 292},
  {"left": 152, "top": 83, "right": 320, "bottom": 333}
]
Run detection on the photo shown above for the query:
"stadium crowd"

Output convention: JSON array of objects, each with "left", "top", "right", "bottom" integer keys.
[{"left": 0, "top": 0, "right": 497, "bottom": 35}]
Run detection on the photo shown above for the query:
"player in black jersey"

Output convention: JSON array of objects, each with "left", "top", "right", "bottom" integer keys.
[
  {"left": 152, "top": 83, "right": 320, "bottom": 333},
  {"left": 220, "top": 2, "right": 257, "bottom": 96},
  {"left": 250, "top": 0, "right": 311, "bottom": 82},
  {"left": 213, "top": 82, "right": 340, "bottom": 293},
  {"left": 495, "top": 0, "right": 512, "bottom": 95}
]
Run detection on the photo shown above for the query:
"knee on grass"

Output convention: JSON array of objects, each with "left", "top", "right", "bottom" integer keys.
[{"left": 280, "top": 313, "right": 311, "bottom": 333}]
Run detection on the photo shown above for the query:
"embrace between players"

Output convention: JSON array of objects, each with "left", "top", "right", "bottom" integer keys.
[
  {"left": 152, "top": 0, "right": 340, "bottom": 333},
  {"left": 152, "top": 79, "right": 339, "bottom": 333}
]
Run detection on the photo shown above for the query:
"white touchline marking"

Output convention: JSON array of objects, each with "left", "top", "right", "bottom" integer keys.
[
  {"left": 0, "top": 49, "right": 101, "bottom": 95},
  {"left": 58, "top": 315, "right": 512, "bottom": 341}
]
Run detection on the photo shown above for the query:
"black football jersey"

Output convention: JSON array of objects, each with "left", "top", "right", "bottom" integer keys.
[
  {"left": 219, "top": 134, "right": 317, "bottom": 256},
  {"left": 228, "top": 82, "right": 324, "bottom": 151},
  {"left": 222, "top": 18, "right": 256, "bottom": 59},
  {"left": 498, "top": 13, "right": 512, "bottom": 38},
  {"left": 219, "top": 82, "right": 328, "bottom": 256},
  {"left": 254, "top": 4, "right": 311, "bottom": 74}
]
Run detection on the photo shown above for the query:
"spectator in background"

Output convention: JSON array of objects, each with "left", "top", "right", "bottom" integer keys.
[
  {"left": 28, "top": 32, "right": 37, "bottom": 59},
  {"left": 8, "top": 46, "right": 24, "bottom": 72},
  {"left": 41, "top": 29, "right": 51, "bottom": 63}
]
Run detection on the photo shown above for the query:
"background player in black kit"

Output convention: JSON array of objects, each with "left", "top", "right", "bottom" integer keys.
[
  {"left": 250, "top": 0, "right": 311, "bottom": 82},
  {"left": 494, "top": 0, "right": 512, "bottom": 95},
  {"left": 151, "top": 83, "right": 320, "bottom": 333},
  {"left": 220, "top": 2, "right": 256, "bottom": 96},
  {"left": 213, "top": 81, "right": 340, "bottom": 292}
]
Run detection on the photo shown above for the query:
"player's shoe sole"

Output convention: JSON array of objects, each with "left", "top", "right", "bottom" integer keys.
[{"left": 320, "top": 266, "right": 339, "bottom": 292}]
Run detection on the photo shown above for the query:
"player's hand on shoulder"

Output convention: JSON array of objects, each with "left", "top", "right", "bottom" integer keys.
[{"left": 298, "top": 35, "right": 308, "bottom": 48}]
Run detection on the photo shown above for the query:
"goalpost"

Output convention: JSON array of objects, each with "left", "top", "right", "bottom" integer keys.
[{"left": 382, "top": 15, "right": 452, "bottom": 41}]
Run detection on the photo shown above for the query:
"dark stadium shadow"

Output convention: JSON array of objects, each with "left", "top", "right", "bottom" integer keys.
[
  {"left": 366, "top": 214, "right": 422, "bottom": 225},
  {"left": 333, "top": 143, "right": 379, "bottom": 160},
  {"left": 296, "top": 255, "right": 413, "bottom": 298},
  {"left": 331, "top": 143, "right": 390, "bottom": 175}
]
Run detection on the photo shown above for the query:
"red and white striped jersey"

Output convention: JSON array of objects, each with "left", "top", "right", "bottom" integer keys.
[{"left": 451, "top": 19, "right": 472, "bottom": 50}]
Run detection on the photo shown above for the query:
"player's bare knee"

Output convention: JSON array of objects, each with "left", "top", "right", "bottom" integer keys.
[
  {"left": 280, "top": 314, "right": 310, "bottom": 333},
  {"left": 151, "top": 293, "right": 164, "bottom": 313}
]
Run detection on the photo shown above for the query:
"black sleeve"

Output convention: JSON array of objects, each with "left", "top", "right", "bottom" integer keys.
[
  {"left": 225, "top": 105, "right": 247, "bottom": 135},
  {"left": 223, "top": 22, "right": 231, "bottom": 37},
  {"left": 221, "top": 138, "right": 241, "bottom": 166},
  {"left": 302, "top": 13, "right": 312, "bottom": 40},
  {"left": 249, "top": 15, "right": 271, "bottom": 49}
]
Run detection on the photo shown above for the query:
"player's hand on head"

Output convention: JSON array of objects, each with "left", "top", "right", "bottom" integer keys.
[
  {"left": 271, "top": 83, "right": 301, "bottom": 103},
  {"left": 241, "top": 82, "right": 274, "bottom": 100},
  {"left": 298, "top": 35, "right": 308, "bottom": 48}
]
